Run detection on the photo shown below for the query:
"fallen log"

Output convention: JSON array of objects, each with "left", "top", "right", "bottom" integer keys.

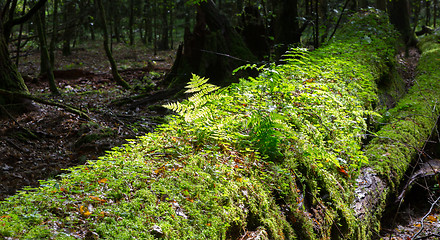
[{"left": 354, "top": 35, "right": 440, "bottom": 238}]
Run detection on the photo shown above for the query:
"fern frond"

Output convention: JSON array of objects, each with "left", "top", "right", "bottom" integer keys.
[
  {"left": 185, "top": 74, "right": 210, "bottom": 93},
  {"left": 163, "top": 74, "right": 221, "bottom": 123}
]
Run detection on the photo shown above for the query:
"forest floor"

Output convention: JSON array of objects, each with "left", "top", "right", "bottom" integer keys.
[{"left": 0, "top": 41, "right": 176, "bottom": 200}]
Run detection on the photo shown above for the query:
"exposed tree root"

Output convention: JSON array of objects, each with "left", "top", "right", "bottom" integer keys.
[{"left": 0, "top": 89, "right": 90, "bottom": 120}]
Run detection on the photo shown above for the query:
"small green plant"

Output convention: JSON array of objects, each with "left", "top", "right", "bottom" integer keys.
[
  {"left": 164, "top": 74, "right": 221, "bottom": 122},
  {"left": 248, "top": 112, "right": 284, "bottom": 161}
]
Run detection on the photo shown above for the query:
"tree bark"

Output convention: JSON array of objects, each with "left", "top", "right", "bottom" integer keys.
[
  {"left": 96, "top": 0, "right": 130, "bottom": 90},
  {"left": 0, "top": 0, "right": 48, "bottom": 114},
  {"left": 238, "top": 5, "right": 270, "bottom": 60},
  {"left": 14, "top": 0, "right": 27, "bottom": 66},
  {"left": 435, "top": 0, "right": 438, "bottom": 28},
  {"left": 388, "top": 0, "right": 417, "bottom": 47},
  {"left": 49, "top": 0, "right": 59, "bottom": 68},
  {"left": 158, "top": 0, "right": 169, "bottom": 50},
  {"left": 0, "top": 29, "right": 30, "bottom": 104},
  {"left": 129, "top": 0, "right": 135, "bottom": 45},
  {"left": 35, "top": 9, "right": 59, "bottom": 95},
  {"left": 61, "top": 0, "right": 75, "bottom": 56},
  {"left": 38, "top": 9, "right": 48, "bottom": 75},
  {"left": 376, "top": 0, "right": 386, "bottom": 11}
]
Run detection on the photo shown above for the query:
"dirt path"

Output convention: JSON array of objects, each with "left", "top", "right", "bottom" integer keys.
[{"left": 0, "top": 42, "right": 176, "bottom": 200}]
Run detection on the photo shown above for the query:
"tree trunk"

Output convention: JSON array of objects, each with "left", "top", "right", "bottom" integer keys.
[
  {"left": 376, "top": 0, "right": 387, "bottom": 11},
  {"left": 62, "top": 0, "right": 75, "bottom": 56},
  {"left": 239, "top": 5, "right": 270, "bottom": 60},
  {"left": 1, "top": 0, "right": 48, "bottom": 114},
  {"left": 388, "top": 0, "right": 417, "bottom": 47},
  {"left": 164, "top": 0, "right": 256, "bottom": 90},
  {"left": 15, "top": 0, "right": 27, "bottom": 66},
  {"left": 314, "top": 0, "right": 319, "bottom": 48},
  {"left": 96, "top": 0, "right": 130, "bottom": 90},
  {"left": 38, "top": 8, "right": 48, "bottom": 75},
  {"left": 129, "top": 0, "right": 135, "bottom": 45},
  {"left": 435, "top": 0, "right": 438, "bottom": 28},
  {"left": 319, "top": 0, "right": 329, "bottom": 44},
  {"left": 49, "top": 0, "right": 59, "bottom": 68},
  {"left": 0, "top": 28, "right": 33, "bottom": 113},
  {"left": 112, "top": 0, "right": 122, "bottom": 43},
  {"left": 169, "top": 3, "right": 174, "bottom": 49},
  {"left": 425, "top": 0, "right": 431, "bottom": 26},
  {"left": 274, "top": 0, "right": 304, "bottom": 58},
  {"left": 153, "top": 0, "right": 157, "bottom": 55},
  {"left": 158, "top": 0, "right": 169, "bottom": 50},
  {"left": 35, "top": 10, "right": 59, "bottom": 95}
]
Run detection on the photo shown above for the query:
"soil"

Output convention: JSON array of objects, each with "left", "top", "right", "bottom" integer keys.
[{"left": 0, "top": 42, "right": 176, "bottom": 200}]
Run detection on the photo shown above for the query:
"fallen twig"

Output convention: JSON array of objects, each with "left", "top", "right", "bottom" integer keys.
[{"left": 412, "top": 195, "right": 440, "bottom": 239}]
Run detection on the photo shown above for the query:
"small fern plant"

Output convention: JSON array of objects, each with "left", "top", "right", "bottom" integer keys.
[{"left": 163, "top": 74, "right": 221, "bottom": 122}]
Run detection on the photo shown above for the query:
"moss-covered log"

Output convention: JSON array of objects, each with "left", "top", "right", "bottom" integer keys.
[
  {"left": 354, "top": 34, "right": 440, "bottom": 237},
  {"left": 2, "top": 10, "right": 438, "bottom": 240}
]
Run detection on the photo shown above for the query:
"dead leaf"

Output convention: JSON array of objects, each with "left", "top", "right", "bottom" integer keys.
[{"left": 426, "top": 215, "right": 437, "bottom": 222}]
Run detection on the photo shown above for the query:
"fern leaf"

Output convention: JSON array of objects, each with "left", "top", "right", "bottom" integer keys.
[{"left": 185, "top": 74, "right": 210, "bottom": 93}]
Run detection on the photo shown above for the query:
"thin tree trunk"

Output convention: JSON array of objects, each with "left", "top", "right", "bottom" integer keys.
[
  {"left": 170, "top": 4, "right": 174, "bottom": 49},
  {"left": 62, "top": 0, "right": 74, "bottom": 56},
  {"left": 129, "top": 0, "right": 134, "bottom": 45},
  {"left": 38, "top": 8, "right": 48, "bottom": 75},
  {"left": 159, "top": 0, "right": 169, "bottom": 50},
  {"left": 49, "top": 0, "right": 58, "bottom": 68},
  {"left": 153, "top": 0, "right": 157, "bottom": 55},
  {"left": 112, "top": 0, "right": 122, "bottom": 43},
  {"left": 96, "top": 0, "right": 130, "bottom": 90},
  {"left": 35, "top": 10, "right": 59, "bottom": 95},
  {"left": 314, "top": 0, "right": 319, "bottom": 48},
  {"left": 435, "top": 0, "right": 437, "bottom": 28},
  {"left": 425, "top": 0, "right": 431, "bottom": 26},
  {"left": 15, "top": 0, "right": 27, "bottom": 66},
  {"left": 327, "top": 0, "right": 350, "bottom": 42}
]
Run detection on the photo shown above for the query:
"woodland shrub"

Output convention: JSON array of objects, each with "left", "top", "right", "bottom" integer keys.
[{"left": 0, "top": 9, "right": 399, "bottom": 239}]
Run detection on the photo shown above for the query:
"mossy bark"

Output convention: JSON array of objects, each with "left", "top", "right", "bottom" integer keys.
[{"left": 0, "top": 25, "right": 33, "bottom": 113}]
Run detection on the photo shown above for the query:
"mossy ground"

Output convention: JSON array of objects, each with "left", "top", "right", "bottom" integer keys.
[{"left": 3, "top": 10, "right": 437, "bottom": 239}]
